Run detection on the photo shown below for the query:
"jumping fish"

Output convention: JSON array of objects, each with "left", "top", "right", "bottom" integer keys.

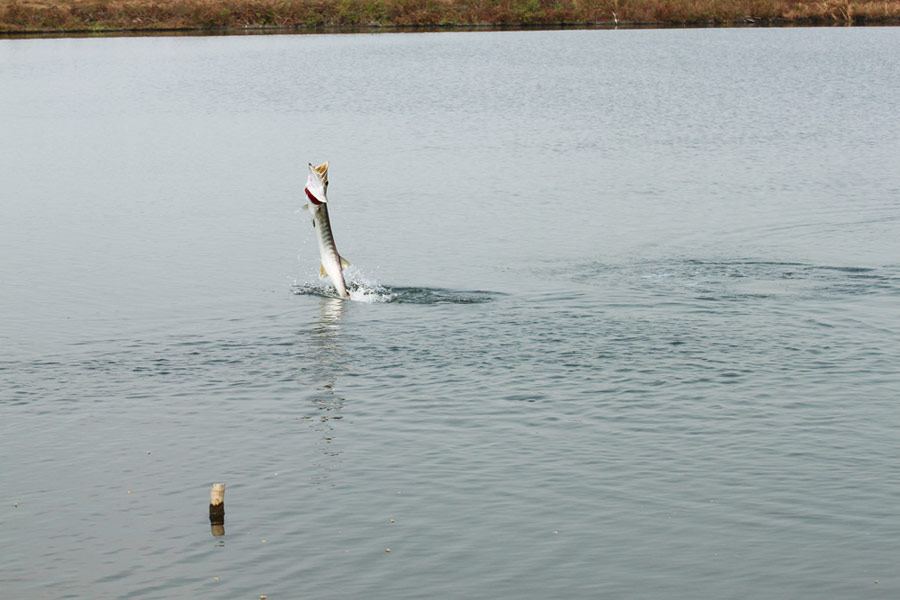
[{"left": 304, "top": 161, "right": 351, "bottom": 299}]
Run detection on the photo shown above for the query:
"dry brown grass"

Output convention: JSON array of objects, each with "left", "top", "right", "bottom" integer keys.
[{"left": 1, "top": 0, "right": 898, "bottom": 31}]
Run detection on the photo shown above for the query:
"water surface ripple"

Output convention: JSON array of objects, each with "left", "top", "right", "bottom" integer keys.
[{"left": 2, "top": 26, "right": 900, "bottom": 600}]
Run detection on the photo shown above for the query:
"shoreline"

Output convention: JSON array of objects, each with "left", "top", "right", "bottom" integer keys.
[
  {"left": 6, "top": 21, "right": 900, "bottom": 37},
  {"left": 3, "top": 0, "right": 899, "bottom": 35}
]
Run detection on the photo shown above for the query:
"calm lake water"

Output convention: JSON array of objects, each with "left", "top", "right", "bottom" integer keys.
[{"left": 2, "top": 26, "right": 900, "bottom": 599}]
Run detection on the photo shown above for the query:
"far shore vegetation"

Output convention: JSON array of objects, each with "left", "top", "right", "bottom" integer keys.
[{"left": 2, "top": 0, "right": 899, "bottom": 33}]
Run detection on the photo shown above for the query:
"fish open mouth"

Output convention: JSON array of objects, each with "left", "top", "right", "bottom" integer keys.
[
  {"left": 306, "top": 161, "right": 329, "bottom": 204},
  {"left": 305, "top": 187, "right": 324, "bottom": 205}
]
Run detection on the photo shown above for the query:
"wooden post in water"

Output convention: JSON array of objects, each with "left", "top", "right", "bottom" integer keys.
[{"left": 210, "top": 483, "right": 225, "bottom": 537}]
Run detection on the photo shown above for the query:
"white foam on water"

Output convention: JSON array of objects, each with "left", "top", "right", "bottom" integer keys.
[
  {"left": 345, "top": 267, "right": 397, "bottom": 303},
  {"left": 290, "top": 267, "right": 397, "bottom": 303}
]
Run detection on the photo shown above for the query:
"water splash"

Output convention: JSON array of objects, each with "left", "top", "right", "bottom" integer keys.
[
  {"left": 346, "top": 268, "right": 398, "bottom": 303},
  {"left": 290, "top": 268, "right": 499, "bottom": 305},
  {"left": 380, "top": 287, "right": 498, "bottom": 304}
]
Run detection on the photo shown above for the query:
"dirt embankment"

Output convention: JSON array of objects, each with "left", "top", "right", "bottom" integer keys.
[{"left": 2, "top": 0, "right": 899, "bottom": 33}]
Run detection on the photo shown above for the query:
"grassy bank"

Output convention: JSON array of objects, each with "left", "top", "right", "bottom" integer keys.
[{"left": 2, "top": 0, "right": 899, "bottom": 32}]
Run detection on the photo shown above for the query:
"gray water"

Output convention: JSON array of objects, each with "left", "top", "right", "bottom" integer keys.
[{"left": 2, "top": 27, "right": 900, "bottom": 599}]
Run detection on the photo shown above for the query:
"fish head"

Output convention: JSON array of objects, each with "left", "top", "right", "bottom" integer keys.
[{"left": 305, "top": 161, "right": 329, "bottom": 205}]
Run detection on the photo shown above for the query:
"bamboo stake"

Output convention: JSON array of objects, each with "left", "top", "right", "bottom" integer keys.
[{"left": 210, "top": 483, "right": 225, "bottom": 536}]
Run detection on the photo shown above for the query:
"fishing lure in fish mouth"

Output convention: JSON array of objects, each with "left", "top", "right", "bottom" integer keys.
[{"left": 304, "top": 161, "right": 351, "bottom": 299}]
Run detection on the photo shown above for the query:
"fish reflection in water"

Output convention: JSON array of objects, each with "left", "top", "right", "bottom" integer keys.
[
  {"left": 314, "top": 297, "right": 346, "bottom": 337},
  {"left": 302, "top": 298, "right": 347, "bottom": 485}
]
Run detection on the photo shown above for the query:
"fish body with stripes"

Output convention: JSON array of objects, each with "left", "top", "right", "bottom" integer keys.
[{"left": 304, "top": 161, "right": 351, "bottom": 299}]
